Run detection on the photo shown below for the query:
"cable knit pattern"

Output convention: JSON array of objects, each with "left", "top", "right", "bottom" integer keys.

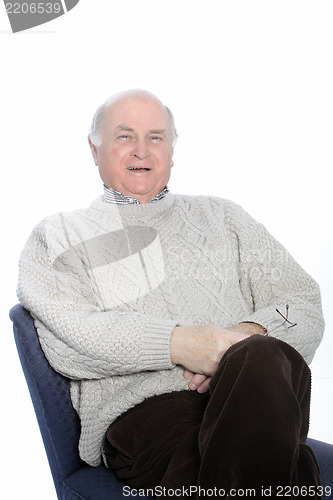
[{"left": 17, "top": 193, "right": 325, "bottom": 466}]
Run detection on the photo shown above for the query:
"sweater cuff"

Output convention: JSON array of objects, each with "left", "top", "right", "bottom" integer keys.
[
  {"left": 241, "top": 308, "right": 289, "bottom": 337},
  {"left": 140, "top": 318, "right": 177, "bottom": 371}
]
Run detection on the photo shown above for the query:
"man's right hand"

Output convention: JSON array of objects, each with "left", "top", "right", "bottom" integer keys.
[{"left": 170, "top": 325, "right": 248, "bottom": 377}]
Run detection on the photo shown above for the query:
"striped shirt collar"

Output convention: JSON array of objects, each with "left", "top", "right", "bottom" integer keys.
[{"left": 103, "top": 185, "right": 169, "bottom": 205}]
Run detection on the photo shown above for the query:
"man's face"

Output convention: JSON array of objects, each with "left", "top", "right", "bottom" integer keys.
[{"left": 89, "top": 97, "right": 174, "bottom": 203}]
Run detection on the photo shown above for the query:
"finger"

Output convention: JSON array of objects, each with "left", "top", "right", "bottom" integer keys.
[
  {"left": 183, "top": 369, "right": 194, "bottom": 380},
  {"left": 189, "top": 373, "right": 207, "bottom": 390},
  {"left": 197, "top": 377, "right": 212, "bottom": 394}
]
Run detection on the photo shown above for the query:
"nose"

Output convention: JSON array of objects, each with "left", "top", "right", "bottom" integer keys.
[{"left": 130, "top": 139, "right": 150, "bottom": 160}]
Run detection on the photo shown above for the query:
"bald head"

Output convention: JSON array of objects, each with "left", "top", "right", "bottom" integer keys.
[{"left": 88, "top": 89, "right": 178, "bottom": 148}]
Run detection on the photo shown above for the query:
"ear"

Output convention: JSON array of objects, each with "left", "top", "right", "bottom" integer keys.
[{"left": 88, "top": 137, "right": 99, "bottom": 166}]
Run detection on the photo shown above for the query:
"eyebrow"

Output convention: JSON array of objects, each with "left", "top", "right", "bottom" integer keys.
[
  {"left": 117, "top": 125, "right": 134, "bottom": 132},
  {"left": 149, "top": 129, "right": 167, "bottom": 135}
]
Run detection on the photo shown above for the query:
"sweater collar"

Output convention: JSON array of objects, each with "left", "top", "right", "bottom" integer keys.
[{"left": 90, "top": 191, "right": 175, "bottom": 219}]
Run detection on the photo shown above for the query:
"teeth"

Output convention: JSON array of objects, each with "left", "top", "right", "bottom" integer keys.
[{"left": 129, "top": 167, "right": 149, "bottom": 170}]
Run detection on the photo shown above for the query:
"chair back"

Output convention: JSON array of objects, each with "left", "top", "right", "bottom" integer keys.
[{"left": 10, "top": 304, "right": 83, "bottom": 497}]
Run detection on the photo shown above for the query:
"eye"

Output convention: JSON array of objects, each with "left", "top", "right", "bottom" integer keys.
[
  {"left": 117, "top": 134, "right": 133, "bottom": 142},
  {"left": 150, "top": 136, "right": 163, "bottom": 141}
]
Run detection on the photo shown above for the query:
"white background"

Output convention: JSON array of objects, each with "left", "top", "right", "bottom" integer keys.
[{"left": 1, "top": 1, "right": 332, "bottom": 498}]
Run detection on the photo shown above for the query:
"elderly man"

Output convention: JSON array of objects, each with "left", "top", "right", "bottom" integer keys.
[{"left": 18, "top": 89, "right": 324, "bottom": 497}]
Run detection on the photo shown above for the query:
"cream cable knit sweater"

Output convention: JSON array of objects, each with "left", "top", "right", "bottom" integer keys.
[{"left": 17, "top": 193, "right": 324, "bottom": 466}]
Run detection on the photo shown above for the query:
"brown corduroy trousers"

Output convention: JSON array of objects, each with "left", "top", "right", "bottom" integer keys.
[{"left": 104, "top": 335, "right": 322, "bottom": 498}]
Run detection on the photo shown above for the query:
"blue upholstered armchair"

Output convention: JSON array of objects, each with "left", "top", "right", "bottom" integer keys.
[{"left": 10, "top": 304, "right": 333, "bottom": 500}]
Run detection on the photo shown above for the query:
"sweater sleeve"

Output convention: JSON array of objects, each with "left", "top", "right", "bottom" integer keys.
[
  {"left": 219, "top": 200, "right": 325, "bottom": 364},
  {"left": 17, "top": 219, "right": 176, "bottom": 380}
]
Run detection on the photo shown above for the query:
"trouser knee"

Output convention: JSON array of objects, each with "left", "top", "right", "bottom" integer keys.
[
  {"left": 218, "top": 333, "right": 309, "bottom": 379},
  {"left": 210, "top": 334, "right": 311, "bottom": 418}
]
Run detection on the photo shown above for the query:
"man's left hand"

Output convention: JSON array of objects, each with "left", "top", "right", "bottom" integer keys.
[
  {"left": 184, "top": 369, "right": 212, "bottom": 393},
  {"left": 182, "top": 322, "right": 266, "bottom": 393}
]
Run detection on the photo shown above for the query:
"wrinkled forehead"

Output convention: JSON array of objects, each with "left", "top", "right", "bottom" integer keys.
[{"left": 100, "top": 97, "right": 171, "bottom": 137}]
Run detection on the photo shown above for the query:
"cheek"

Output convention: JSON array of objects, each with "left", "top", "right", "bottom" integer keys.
[
  {"left": 156, "top": 149, "right": 173, "bottom": 166},
  {"left": 99, "top": 148, "right": 123, "bottom": 170},
  {"left": 109, "top": 146, "right": 131, "bottom": 166},
  {"left": 97, "top": 152, "right": 118, "bottom": 181}
]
